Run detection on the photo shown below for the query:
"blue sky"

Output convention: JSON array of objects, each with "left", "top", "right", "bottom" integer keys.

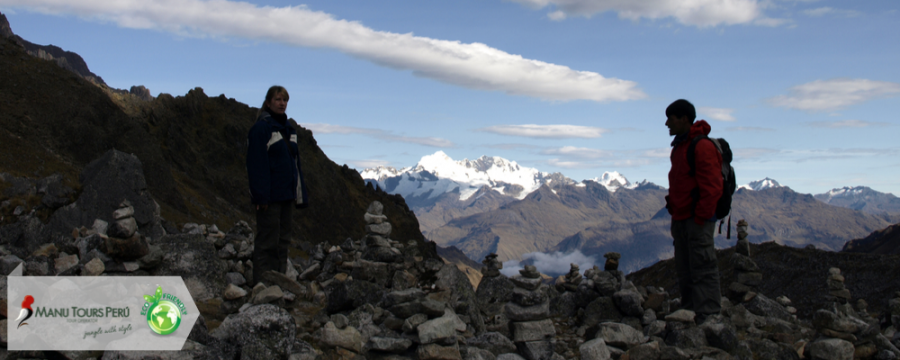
[{"left": 2, "top": 0, "right": 899, "bottom": 195}]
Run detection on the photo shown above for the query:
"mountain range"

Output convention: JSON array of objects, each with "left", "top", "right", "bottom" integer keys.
[{"left": 362, "top": 152, "right": 900, "bottom": 273}]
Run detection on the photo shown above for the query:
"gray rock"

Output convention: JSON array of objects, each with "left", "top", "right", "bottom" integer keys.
[
  {"left": 613, "top": 289, "right": 644, "bottom": 317},
  {"left": 350, "top": 259, "right": 392, "bottom": 287},
  {"left": 76, "top": 234, "right": 105, "bottom": 260},
  {"left": 550, "top": 291, "right": 579, "bottom": 318},
  {"left": 809, "top": 338, "right": 854, "bottom": 360},
  {"left": 298, "top": 262, "right": 319, "bottom": 280},
  {"left": 151, "top": 234, "right": 228, "bottom": 301},
  {"left": 511, "top": 319, "right": 556, "bottom": 342},
  {"left": 251, "top": 285, "right": 284, "bottom": 304},
  {"left": 420, "top": 298, "right": 449, "bottom": 317},
  {"left": 210, "top": 304, "right": 295, "bottom": 359},
  {"left": 434, "top": 263, "right": 486, "bottom": 334},
  {"left": 699, "top": 315, "right": 738, "bottom": 352},
  {"left": 368, "top": 336, "right": 413, "bottom": 353},
  {"left": 25, "top": 260, "right": 50, "bottom": 276},
  {"left": 665, "top": 327, "right": 708, "bottom": 349},
  {"left": 579, "top": 338, "right": 611, "bottom": 360},
  {"left": 55, "top": 253, "right": 79, "bottom": 273},
  {"left": 320, "top": 321, "right": 362, "bottom": 352},
  {"left": 224, "top": 284, "right": 247, "bottom": 300},
  {"left": 731, "top": 253, "right": 759, "bottom": 272},
  {"left": 510, "top": 275, "right": 542, "bottom": 291},
  {"left": 105, "top": 233, "right": 150, "bottom": 260},
  {"left": 366, "top": 222, "right": 392, "bottom": 236},
  {"left": 109, "top": 217, "right": 138, "bottom": 239},
  {"left": 217, "top": 243, "right": 237, "bottom": 259},
  {"left": 515, "top": 340, "right": 555, "bottom": 360},
  {"left": 665, "top": 309, "right": 696, "bottom": 323},
  {"left": 644, "top": 320, "right": 666, "bottom": 338},
  {"left": 367, "top": 201, "right": 384, "bottom": 216},
  {"left": 403, "top": 313, "right": 428, "bottom": 333},
  {"left": 623, "top": 340, "right": 660, "bottom": 360},
  {"left": 476, "top": 275, "right": 515, "bottom": 318},
  {"left": 325, "top": 279, "right": 385, "bottom": 314},
  {"left": 82, "top": 257, "right": 105, "bottom": 276},
  {"left": 641, "top": 308, "right": 657, "bottom": 325},
  {"left": 583, "top": 297, "right": 623, "bottom": 329},
  {"left": 511, "top": 286, "right": 549, "bottom": 307},
  {"left": 225, "top": 272, "right": 246, "bottom": 286},
  {"left": 593, "top": 271, "right": 620, "bottom": 297},
  {"left": 812, "top": 309, "right": 859, "bottom": 333},
  {"left": 463, "top": 346, "right": 498, "bottom": 360},
  {"left": 596, "top": 322, "right": 645, "bottom": 350},
  {"left": 137, "top": 245, "right": 163, "bottom": 269},
  {"left": 496, "top": 354, "right": 526, "bottom": 360},
  {"left": 261, "top": 270, "right": 306, "bottom": 298},
  {"left": 418, "top": 343, "right": 462, "bottom": 360},
  {"left": 505, "top": 299, "right": 550, "bottom": 321},
  {"left": 384, "top": 288, "right": 426, "bottom": 308},
  {"left": 418, "top": 309, "right": 467, "bottom": 345},
  {"left": 331, "top": 314, "right": 349, "bottom": 329},
  {"left": 736, "top": 271, "right": 763, "bottom": 286},
  {"left": 364, "top": 212, "right": 387, "bottom": 224},
  {"left": 389, "top": 301, "right": 423, "bottom": 320},
  {"left": 468, "top": 332, "right": 516, "bottom": 356}
]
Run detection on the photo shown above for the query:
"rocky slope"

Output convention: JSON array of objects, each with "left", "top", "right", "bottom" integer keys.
[
  {"left": 0, "top": 25, "right": 430, "bottom": 253},
  {"left": 842, "top": 223, "right": 900, "bottom": 255}
]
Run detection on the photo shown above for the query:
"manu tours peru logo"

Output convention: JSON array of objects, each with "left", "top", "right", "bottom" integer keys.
[
  {"left": 17, "top": 294, "right": 131, "bottom": 327},
  {"left": 141, "top": 286, "right": 187, "bottom": 335}
]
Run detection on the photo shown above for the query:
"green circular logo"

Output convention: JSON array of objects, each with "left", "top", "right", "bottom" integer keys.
[{"left": 146, "top": 300, "right": 182, "bottom": 335}]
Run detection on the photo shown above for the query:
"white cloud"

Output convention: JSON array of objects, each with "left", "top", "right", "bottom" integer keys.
[
  {"left": 301, "top": 123, "right": 454, "bottom": 147},
  {"left": 477, "top": 124, "right": 609, "bottom": 138},
  {"left": 802, "top": 7, "right": 861, "bottom": 17},
  {"left": 768, "top": 78, "right": 900, "bottom": 112},
  {"left": 500, "top": 250, "right": 598, "bottom": 277},
  {"left": 7, "top": 0, "right": 645, "bottom": 102},
  {"left": 348, "top": 159, "right": 392, "bottom": 168},
  {"left": 698, "top": 106, "right": 736, "bottom": 121},
  {"left": 541, "top": 146, "right": 613, "bottom": 159},
  {"left": 505, "top": 0, "right": 777, "bottom": 27},
  {"left": 806, "top": 120, "right": 891, "bottom": 128}
]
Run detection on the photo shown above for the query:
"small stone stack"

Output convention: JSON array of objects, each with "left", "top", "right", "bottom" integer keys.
[
  {"left": 826, "top": 267, "right": 851, "bottom": 305},
  {"left": 376, "top": 288, "right": 466, "bottom": 359},
  {"left": 105, "top": 199, "right": 150, "bottom": 261},
  {"left": 481, "top": 253, "right": 502, "bottom": 277},
  {"left": 507, "top": 265, "right": 559, "bottom": 360},
  {"left": 727, "top": 250, "right": 762, "bottom": 303},
  {"left": 555, "top": 263, "right": 581, "bottom": 292},
  {"left": 362, "top": 201, "right": 402, "bottom": 263},
  {"left": 604, "top": 252, "right": 621, "bottom": 271},
  {"left": 735, "top": 219, "right": 750, "bottom": 256}
]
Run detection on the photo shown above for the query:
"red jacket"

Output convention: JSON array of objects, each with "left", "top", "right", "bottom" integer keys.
[{"left": 667, "top": 120, "right": 723, "bottom": 224}]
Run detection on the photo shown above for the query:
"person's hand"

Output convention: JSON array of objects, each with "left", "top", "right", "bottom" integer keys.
[{"left": 256, "top": 204, "right": 268, "bottom": 211}]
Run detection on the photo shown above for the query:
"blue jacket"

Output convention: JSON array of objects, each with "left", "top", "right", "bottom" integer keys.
[{"left": 247, "top": 111, "right": 309, "bottom": 208}]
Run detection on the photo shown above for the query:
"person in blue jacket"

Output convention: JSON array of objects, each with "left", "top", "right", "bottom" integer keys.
[{"left": 246, "top": 85, "right": 309, "bottom": 286}]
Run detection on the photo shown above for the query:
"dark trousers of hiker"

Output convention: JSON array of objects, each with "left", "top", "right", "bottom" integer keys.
[
  {"left": 253, "top": 199, "right": 292, "bottom": 286},
  {"left": 671, "top": 219, "right": 722, "bottom": 317}
]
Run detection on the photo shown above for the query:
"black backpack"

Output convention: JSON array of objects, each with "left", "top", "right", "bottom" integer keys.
[{"left": 687, "top": 135, "right": 737, "bottom": 224}]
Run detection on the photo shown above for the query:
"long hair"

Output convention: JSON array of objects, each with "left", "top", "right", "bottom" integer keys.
[{"left": 256, "top": 85, "right": 290, "bottom": 119}]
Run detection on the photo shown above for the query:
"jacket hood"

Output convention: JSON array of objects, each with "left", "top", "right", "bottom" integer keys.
[{"left": 689, "top": 119, "right": 712, "bottom": 139}]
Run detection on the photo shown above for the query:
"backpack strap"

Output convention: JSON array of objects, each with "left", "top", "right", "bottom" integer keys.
[{"left": 686, "top": 135, "right": 722, "bottom": 177}]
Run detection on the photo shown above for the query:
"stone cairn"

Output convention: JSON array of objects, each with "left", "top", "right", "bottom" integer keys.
[
  {"left": 727, "top": 220, "right": 763, "bottom": 303},
  {"left": 104, "top": 199, "right": 150, "bottom": 262},
  {"left": 735, "top": 219, "right": 750, "bottom": 256},
  {"left": 827, "top": 267, "right": 852, "bottom": 305},
  {"left": 507, "top": 265, "right": 560, "bottom": 360},
  {"left": 604, "top": 252, "right": 621, "bottom": 271},
  {"left": 363, "top": 201, "right": 403, "bottom": 263},
  {"left": 555, "top": 263, "right": 582, "bottom": 292},
  {"left": 481, "top": 253, "right": 502, "bottom": 277}
]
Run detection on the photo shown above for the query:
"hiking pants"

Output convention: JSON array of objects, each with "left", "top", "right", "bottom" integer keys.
[
  {"left": 253, "top": 199, "right": 292, "bottom": 286},
  {"left": 671, "top": 219, "right": 722, "bottom": 317}
]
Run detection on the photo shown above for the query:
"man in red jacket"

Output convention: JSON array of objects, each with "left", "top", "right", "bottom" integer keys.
[{"left": 665, "top": 99, "right": 723, "bottom": 322}]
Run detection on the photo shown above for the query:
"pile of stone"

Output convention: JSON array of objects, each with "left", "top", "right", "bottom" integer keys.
[
  {"left": 727, "top": 251, "right": 763, "bottom": 303},
  {"left": 481, "top": 253, "right": 502, "bottom": 277},
  {"left": 604, "top": 252, "right": 621, "bottom": 271},
  {"left": 555, "top": 263, "right": 582, "bottom": 292},
  {"left": 827, "top": 267, "right": 852, "bottom": 305},
  {"left": 735, "top": 219, "right": 750, "bottom": 256},
  {"left": 506, "top": 265, "right": 560, "bottom": 360},
  {"left": 362, "top": 201, "right": 403, "bottom": 263}
]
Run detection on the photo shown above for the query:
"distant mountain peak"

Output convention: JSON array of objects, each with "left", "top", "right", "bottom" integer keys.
[
  {"left": 585, "top": 171, "right": 635, "bottom": 192},
  {"left": 738, "top": 177, "right": 784, "bottom": 191}
]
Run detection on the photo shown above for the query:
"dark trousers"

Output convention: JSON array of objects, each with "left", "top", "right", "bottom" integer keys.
[
  {"left": 671, "top": 219, "right": 722, "bottom": 317},
  {"left": 253, "top": 199, "right": 292, "bottom": 286}
]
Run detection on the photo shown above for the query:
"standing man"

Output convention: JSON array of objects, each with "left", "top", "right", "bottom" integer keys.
[{"left": 665, "top": 99, "right": 723, "bottom": 323}]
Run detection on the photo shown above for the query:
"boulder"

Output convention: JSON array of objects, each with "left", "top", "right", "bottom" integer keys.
[
  {"left": 418, "top": 343, "right": 462, "bottom": 360},
  {"left": 596, "top": 322, "right": 644, "bottom": 350},
  {"left": 582, "top": 297, "right": 623, "bottom": 328},
  {"left": 150, "top": 234, "right": 228, "bottom": 302},
  {"left": 511, "top": 319, "right": 555, "bottom": 342},
  {"left": 210, "top": 304, "right": 295, "bottom": 360},
  {"left": 418, "top": 309, "right": 467, "bottom": 345},
  {"left": 434, "top": 263, "right": 485, "bottom": 334},
  {"left": 515, "top": 340, "right": 555, "bottom": 360},
  {"left": 320, "top": 321, "right": 362, "bottom": 352},
  {"left": 579, "top": 338, "right": 611, "bottom": 360},
  {"left": 613, "top": 289, "right": 644, "bottom": 317},
  {"left": 367, "top": 336, "right": 412, "bottom": 353},
  {"left": 325, "top": 279, "right": 385, "bottom": 314},
  {"left": 476, "top": 276, "right": 515, "bottom": 317},
  {"left": 82, "top": 258, "right": 105, "bottom": 276},
  {"left": 809, "top": 338, "right": 854, "bottom": 360},
  {"left": 623, "top": 340, "right": 660, "bottom": 360},
  {"left": 467, "top": 332, "right": 516, "bottom": 356}
]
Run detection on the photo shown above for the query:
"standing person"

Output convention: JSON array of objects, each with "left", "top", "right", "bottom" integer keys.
[
  {"left": 246, "top": 85, "right": 309, "bottom": 286},
  {"left": 664, "top": 99, "right": 723, "bottom": 323}
]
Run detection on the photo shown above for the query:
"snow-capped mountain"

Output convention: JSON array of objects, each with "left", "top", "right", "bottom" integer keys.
[
  {"left": 361, "top": 151, "right": 575, "bottom": 201},
  {"left": 814, "top": 186, "right": 900, "bottom": 216},
  {"left": 360, "top": 151, "right": 644, "bottom": 203},
  {"left": 584, "top": 171, "right": 638, "bottom": 192},
  {"left": 738, "top": 177, "right": 784, "bottom": 191}
]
